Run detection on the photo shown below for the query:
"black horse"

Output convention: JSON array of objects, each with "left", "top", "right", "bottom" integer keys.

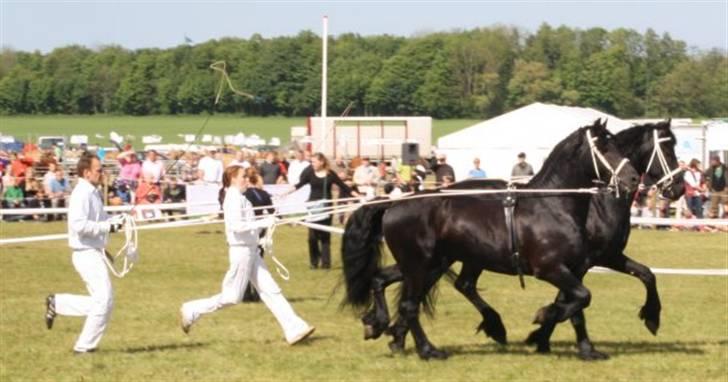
[
  {"left": 341, "top": 120, "right": 640, "bottom": 360},
  {"left": 354, "top": 120, "right": 683, "bottom": 360}
]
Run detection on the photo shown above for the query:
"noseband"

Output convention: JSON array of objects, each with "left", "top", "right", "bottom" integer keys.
[{"left": 586, "top": 130, "right": 631, "bottom": 197}]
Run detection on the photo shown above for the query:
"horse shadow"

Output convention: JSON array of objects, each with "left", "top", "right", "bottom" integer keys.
[
  {"left": 116, "top": 341, "right": 207, "bottom": 354},
  {"left": 441, "top": 339, "right": 725, "bottom": 358}
]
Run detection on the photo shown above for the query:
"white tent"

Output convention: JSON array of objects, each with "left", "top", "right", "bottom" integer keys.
[{"left": 437, "top": 103, "right": 632, "bottom": 180}]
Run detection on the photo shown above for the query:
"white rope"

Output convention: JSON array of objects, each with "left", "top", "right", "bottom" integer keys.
[{"left": 102, "top": 214, "right": 138, "bottom": 278}]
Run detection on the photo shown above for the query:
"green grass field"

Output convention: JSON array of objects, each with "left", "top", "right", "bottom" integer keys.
[
  {"left": 0, "top": 115, "right": 479, "bottom": 146},
  {"left": 0, "top": 222, "right": 726, "bottom": 381}
]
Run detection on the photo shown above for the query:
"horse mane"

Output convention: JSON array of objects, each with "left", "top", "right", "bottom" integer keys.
[{"left": 528, "top": 120, "right": 603, "bottom": 188}]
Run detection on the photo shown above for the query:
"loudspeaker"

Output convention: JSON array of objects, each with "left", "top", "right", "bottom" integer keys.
[{"left": 401, "top": 142, "right": 419, "bottom": 165}]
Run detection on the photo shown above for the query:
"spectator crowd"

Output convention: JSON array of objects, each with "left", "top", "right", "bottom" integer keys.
[{"left": 1, "top": 141, "right": 726, "bottom": 233}]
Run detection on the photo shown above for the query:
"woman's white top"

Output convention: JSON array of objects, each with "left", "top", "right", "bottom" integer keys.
[
  {"left": 223, "top": 185, "right": 274, "bottom": 246},
  {"left": 68, "top": 178, "right": 110, "bottom": 250}
]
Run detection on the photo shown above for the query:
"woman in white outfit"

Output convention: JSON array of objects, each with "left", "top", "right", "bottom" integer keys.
[{"left": 180, "top": 165, "right": 315, "bottom": 345}]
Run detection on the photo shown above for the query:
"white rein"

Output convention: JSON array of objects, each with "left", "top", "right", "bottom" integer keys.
[
  {"left": 643, "top": 129, "right": 683, "bottom": 189},
  {"left": 102, "top": 213, "right": 139, "bottom": 278}
]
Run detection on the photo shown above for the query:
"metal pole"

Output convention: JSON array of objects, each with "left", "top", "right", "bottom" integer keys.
[{"left": 321, "top": 16, "right": 328, "bottom": 155}]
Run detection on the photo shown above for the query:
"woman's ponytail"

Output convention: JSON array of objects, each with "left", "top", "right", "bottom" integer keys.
[{"left": 219, "top": 165, "right": 244, "bottom": 208}]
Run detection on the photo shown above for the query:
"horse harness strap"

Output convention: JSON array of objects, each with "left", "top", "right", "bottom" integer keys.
[{"left": 503, "top": 189, "right": 526, "bottom": 289}]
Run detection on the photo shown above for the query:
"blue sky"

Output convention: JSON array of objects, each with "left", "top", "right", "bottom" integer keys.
[{"left": 1, "top": 1, "right": 726, "bottom": 53}]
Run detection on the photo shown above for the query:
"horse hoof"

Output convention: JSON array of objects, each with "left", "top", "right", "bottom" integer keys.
[
  {"left": 364, "top": 325, "right": 378, "bottom": 340},
  {"left": 639, "top": 307, "right": 660, "bottom": 335},
  {"left": 524, "top": 329, "right": 542, "bottom": 346},
  {"left": 418, "top": 348, "right": 449, "bottom": 360},
  {"left": 478, "top": 319, "right": 508, "bottom": 345},
  {"left": 388, "top": 340, "right": 405, "bottom": 354},
  {"left": 579, "top": 349, "right": 610, "bottom": 361},
  {"left": 536, "top": 344, "right": 551, "bottom": 354}
]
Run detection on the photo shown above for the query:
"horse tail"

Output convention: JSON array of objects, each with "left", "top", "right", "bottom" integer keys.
[{"left": 341, "top": 200, "right": 392, "bottom": 310}]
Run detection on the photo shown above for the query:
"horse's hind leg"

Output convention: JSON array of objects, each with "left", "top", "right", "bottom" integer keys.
[
  {"left": 453, "top": 264, "right": 507, "bottom": 345},
  {"left": 398, "top": 286, "right": 448, "bottom": 360},
  {"left": 526, "top": 291, "right": 606, "bottom": 360},
  {"left": 387, "top": 265, "right": 449, "bottom": 354},
  {"left": 534, "top": 265, "right": 606, "bottom": 361},
  {"left": 601, "top": 253, "right": 661, "bottom": 335},
  {"left": 362, "top": 265, "right": 403, "bottom": 340}
]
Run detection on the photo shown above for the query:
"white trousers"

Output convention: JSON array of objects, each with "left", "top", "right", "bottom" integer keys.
[
  {"left": 54, "top": 249, "right": 113, "bottom": 352},
  {"left": 183, "top": 245, "right": 309, "bottom": 342}
]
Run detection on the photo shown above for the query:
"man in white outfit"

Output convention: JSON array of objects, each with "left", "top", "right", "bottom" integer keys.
[
  {"left": 287, "top": 150, "right": 310, "bottom": 186},
  {"left": 197, "top": 149, "right": 224, "bottom": 184},
  {"left": 180, "top": 165, "right": 314, "bottom": 345},
  {"left": 45, "top": 153, "right": 121, "bottom": 354}
]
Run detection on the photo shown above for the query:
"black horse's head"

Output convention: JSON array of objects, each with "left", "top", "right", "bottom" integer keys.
[
  {"left": 616, "top": 119, "right": 685, "bottom": 201},
  {"left": 585, "top": 119, "right": 640, "bottom": 194},
  {"left": 533, "top": 119, "right": 639, "bottom": 194}
]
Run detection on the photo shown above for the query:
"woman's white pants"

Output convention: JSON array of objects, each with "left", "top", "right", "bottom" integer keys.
[
  {"left": 182, "top": 245, "right": 309, "bottom": 342},
  {"left": 54, "top": 249, "right": 113, "bottom": 352}
]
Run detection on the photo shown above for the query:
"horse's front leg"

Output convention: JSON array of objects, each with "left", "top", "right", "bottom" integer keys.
[{"left": 600, "top": 253, "right": 661, "bottom": 335}]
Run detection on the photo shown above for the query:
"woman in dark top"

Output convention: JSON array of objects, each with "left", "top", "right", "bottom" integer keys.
[
  {"left": 292, "top": 152, "right": 358, "bottom": 269},
  {"left": 241, "top": 168, "right": 276, "bottom": 303}
]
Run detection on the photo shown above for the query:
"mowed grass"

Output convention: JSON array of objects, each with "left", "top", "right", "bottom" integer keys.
[
  {"left": 0, "top": 115, "right": 480, "bottom": 145},
  {"left": 0, "top": 223, "right": 726, "bottom": 381}
]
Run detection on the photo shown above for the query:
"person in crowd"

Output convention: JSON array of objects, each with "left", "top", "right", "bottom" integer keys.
[
  {"left": 43, "top": 162, "right": 58, "bottom": 193},
  {"left": 289, "top": 153, "right": 359, "bottom": 269},
  {"left": 705, "top": 155, "right": 727, "bottom": 218},
  {"left": 163, "top": 177, "right": 186, "bottom": 204},
  {"left": 10, "top": 152, "right": 34, "bottom": 187},
  {"left": 49, "top": 168, "right": 71, "bottom": 220},
  {"left": 287, "top": 150, "right": 310, "bottom": 186},
  {"left": 198, "top": 149, "right": 224, "bottom": 184},
  {"left": 141, "top": 150, "right": 165, "bottom": 185},
  {"left": 44, "top": 152, "right": 124, "bottom": 354},
  {"left": 511, "top": 152, "right": 535, "bottom": 178},
  {"left": 2, "top": 176, "right": 25, "bottom": 221},
  {"left": 431, "top": 153, "right": 455, "bottom": 186},
  {"left": 353, "top": 157, "right": 377, "bottom": 197},
  {"left": 468, "top": 158, "right": 487, "bottom": 179},
  {"left": 260, "top": 152, "right": 282, "bottom": 185},
  {"left": 117, "top": 148, "right": 141, "bottom": 204},
  {"left": 228, "top": 150, "right": 251, "bottom": 169},
  {"left": 179, "top": 152, "right": 200, "bottom": 183},
  {"left": 684, "top": 158, "right": 707, "bottom": 219},
  {"left": 441, "top": 175, "right": 454, "bottom": 188},
  {"left": 135, "top": 175, "right": 162, "bottom": 205},
  {"left": 179, "top": 165, "right": 315, "bottom": 345}
]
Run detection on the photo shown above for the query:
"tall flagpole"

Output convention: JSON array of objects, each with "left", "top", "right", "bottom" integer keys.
[{"left": 321, "top": 15, "right": 328, "bottom": 152}]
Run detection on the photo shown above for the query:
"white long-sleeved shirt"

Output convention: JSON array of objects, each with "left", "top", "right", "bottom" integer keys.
[
  {"left": 68, "top": 178, "right": 110, "bottom": 250},
  {"left": 223, "top": 186, "right": 273, "bottom": 246}
]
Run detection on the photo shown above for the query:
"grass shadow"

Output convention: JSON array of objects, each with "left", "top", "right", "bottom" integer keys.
[{"left": 117, "top": 341, "right": 207, "bottom": 354}]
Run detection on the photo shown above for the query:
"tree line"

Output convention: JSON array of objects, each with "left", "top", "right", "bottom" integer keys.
[{"left": 0, "top": 24, "right": 726, "bottom": 119}]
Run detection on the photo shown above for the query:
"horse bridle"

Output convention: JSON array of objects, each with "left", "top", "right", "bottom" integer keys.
[
  {"left": 642, "top": 129, "right": 683, "bottom": 192},
  {"left": 586, "top": 130, "right": 631, "bottom": 197}
]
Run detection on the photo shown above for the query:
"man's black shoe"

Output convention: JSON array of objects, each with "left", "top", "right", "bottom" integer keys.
[{"left": 45, "top": 294, "right": 56, "bottom": 330}]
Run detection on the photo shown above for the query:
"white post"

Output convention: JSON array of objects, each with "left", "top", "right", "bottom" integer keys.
[{"left": 321, "top": 15, "right": 328, "bottom": 153}]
